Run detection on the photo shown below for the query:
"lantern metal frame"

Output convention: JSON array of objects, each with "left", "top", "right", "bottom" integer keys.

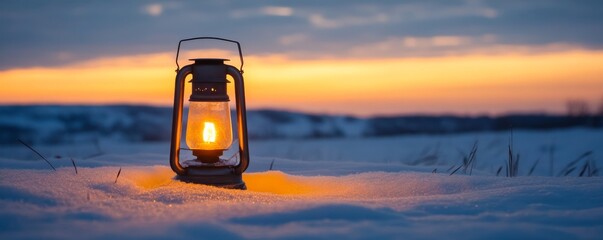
[{"left": 169, "top": 37, "right": 250, "bottom": 189}]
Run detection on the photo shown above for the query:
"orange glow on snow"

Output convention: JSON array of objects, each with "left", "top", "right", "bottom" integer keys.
[
  {"left": 244, "top": 171, "right": 317, "bottom": 194},
  {"left": 1, "top": 49, "right": 602, "bottom": 115},
  {"left": 125, "top": 166, "right": 174, "bottom": 190},
  {"left": 244, "top": 171, "right": 339, "bottom": 195}
]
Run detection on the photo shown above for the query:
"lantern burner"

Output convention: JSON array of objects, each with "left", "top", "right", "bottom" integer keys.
[{"left": 192, "top": 149, "right": 223, "bottom": 163}]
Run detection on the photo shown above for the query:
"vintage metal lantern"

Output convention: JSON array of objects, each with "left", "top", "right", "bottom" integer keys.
[{"left": 169, "top": 37, "right": 249, "bottom": 189}]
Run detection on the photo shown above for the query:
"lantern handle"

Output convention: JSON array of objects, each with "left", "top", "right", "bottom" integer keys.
[{"left": 175, "top": 37, "right": 244, "bottom": 73}]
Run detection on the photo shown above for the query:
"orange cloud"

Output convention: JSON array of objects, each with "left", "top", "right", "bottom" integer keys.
[{"left": 1, "top": 49, "right": 602, "bottom": 116}]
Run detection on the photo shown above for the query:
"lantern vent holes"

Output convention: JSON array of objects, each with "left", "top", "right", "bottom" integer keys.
[
  {"left": 190, "top": 83, "right": 229, "bottom": 102},
  {"left": 193, "top": 87, "right": 218, "bottom": 92}
]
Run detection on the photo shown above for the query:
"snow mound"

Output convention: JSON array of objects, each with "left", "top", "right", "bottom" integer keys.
[
  {"left": 1, "top": 163, "right": 602, "bottom": 239},
  {"left": 1, "top": 128, "right": 602, "bottom": 238}
]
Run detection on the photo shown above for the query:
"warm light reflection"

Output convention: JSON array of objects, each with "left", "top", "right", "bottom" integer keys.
[
  {"left": 1, "top": 48, "right": 602, "bottom": 115},
  {"left": 202, "top": 122, "right": 216, "bottom": 143},
  {"left": 243, "top": 171, "right": 322, "bottom": 195},
  {"left": 127, "top": 167, "right": 175, "bottom": 190}
]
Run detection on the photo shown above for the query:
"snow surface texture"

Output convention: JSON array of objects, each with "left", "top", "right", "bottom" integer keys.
[{"left": 1, "top": 129, "right": 602, "bottom": 239}]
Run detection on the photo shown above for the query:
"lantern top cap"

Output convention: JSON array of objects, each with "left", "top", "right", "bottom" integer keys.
[{"left": 189, "top": 58, "right": 230, "bottom": 65}]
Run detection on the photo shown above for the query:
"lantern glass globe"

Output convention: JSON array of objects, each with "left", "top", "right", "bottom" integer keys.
[{"left": 185, "top": 101, "right": 233, "bottom": 150}]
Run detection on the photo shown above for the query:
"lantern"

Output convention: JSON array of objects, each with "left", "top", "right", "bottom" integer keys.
[{"left": 169, "top": 37, "right": 250, "bottom": 189}]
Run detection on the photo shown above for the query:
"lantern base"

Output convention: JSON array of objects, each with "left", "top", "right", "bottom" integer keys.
[{"left": 175, "top": 167, "right": 246, "bottom": 190}]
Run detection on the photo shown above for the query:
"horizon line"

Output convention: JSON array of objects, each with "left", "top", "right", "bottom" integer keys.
[{"left": 0, "top": 103, "right": 592, "bottom": 118}]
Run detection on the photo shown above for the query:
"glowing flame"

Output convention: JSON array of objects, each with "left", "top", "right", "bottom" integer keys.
[{"left": 202, "top": 122, "right": 216, "bottom": 143}]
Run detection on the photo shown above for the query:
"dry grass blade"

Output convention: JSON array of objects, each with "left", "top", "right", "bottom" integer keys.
[
  {"left": 451, "top": 141, "right": 478, "bottom": 176},
  {"left": 114, "top": 167, "right": 122, "bottom": 184},
  {"left": 269, "top": 159, "right": 275, "bottom": 170},
  {"left": 449, "top": 165, "right": 463, "bottom": 176},
  {"left": 506, "top": 130, "right": 522, "bottom": 177},
  {"left": 591, "top": 160, "right": 599, "bottom": 176},
  {"left": 496, "top": 166, "right": 503, "bottom": 176},
  {"left": 17, "top": 138, "right": 56, "bottom": 171},
  {"left": 558, "top": 151, "right": 592, "bottom": 176},
  {"left": 578, "top": 160, "right": 590, "bottom": 177},
  {"left": 528, "top": 158, "right": 540, "bottom": 176},
  {"left": 507, "top": 144, "right": 513, "bottom": 177},
  {"left": 514, "top": 154, "right": 520, "bottom": 177},
  {"left": 468, "top": 142, "right": 478, "bottom": 175},
  {"left": 507, "top": 141, "right": 520, "bottom": 177},
  {"left": 71, "top": 158, "right": 78, "bottom": 174},
  {"left": 563, "top": 166, "right": 577, "bottom": 176}
]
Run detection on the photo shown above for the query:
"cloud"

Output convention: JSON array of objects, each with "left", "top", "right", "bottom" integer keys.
[
  {"left": 261, "top": 6, "right": 293, "bottom": 17},
  {"left": 302, "top": 2, "right": 497, "bottom": 29},
  {"left": 346, "top": 34, "right": 497, "bottom": 56},
  {"left": 402, "top": 35, "right": 493, "bottom": 48},
  {"left": 355, "top": 35, "right": 477, "bottom": 54},
  {"left": 390, "top": 2, "right": 498, "bottom": 20},
  {"left": 279, "top": 34, "right": 308, "bottom": 46},
  {"left": 308, "top": 13, "right": 389, "bottom": 29},
  {"left": 344, "top": 35, "right": 595, "bottom": 59},
  {"left": 231, "top": 6, "right": 293, "bottom": 18},
  {"left": 425, "top": 36, "right": 471, "bottom": 47},
  {"left": 1, "top": 1, "right": 602, "bottom": 69},
  {"left": 143, "top": 3, "right": 163, "bottom": 17}
]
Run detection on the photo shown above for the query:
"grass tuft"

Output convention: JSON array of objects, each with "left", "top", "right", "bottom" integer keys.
[
  {"left": 450, "top": 141, "right": 478, "bottom": 176},
  {"left": 449, "top": 165, "right": 462, "bottom": 176},
  {"left": 114, "top": 167, "right": 122, "bottom": 184},
  {"left": 578, "top": 160, "right": 590, "bottom": 177},
  {"left": 591, "top": 160, "right": 599, "bottom": 176},
  {"left": 17, "top": 138, "right": 56, "bottom": 171},
  {"left": 269, "top": 159, "right": 275, "bottom": 170},
  {"left": 558, "top": 151, "right": 592, "bottom": 176},
  {"left": 467, "top": 141, "right": 478, "bottom": 175},
  {"left": 71, "top": 158, "right": 78, "bottom": 175},
  {"left": 577, "top": 154, "right": 598, "bottom": 177},
  {"left": 446, "top": 165, "right": 456, "bottom": 173},
  {"left": 528, "top": 158, "right": 540, "bottom": 176},
  {"left": 506, "top": 132, "right": 520, "bottom": 177}
]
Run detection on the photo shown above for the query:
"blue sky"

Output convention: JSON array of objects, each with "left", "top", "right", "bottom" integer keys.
[
  {"left": 1, "top": 1, "right": 602, "bottom": 115},
  {"left": 1, "top": 0, "right": 602, "bottom": 69}
]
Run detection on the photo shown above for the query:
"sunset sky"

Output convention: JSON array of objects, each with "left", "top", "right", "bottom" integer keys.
[{"left": 1, "top": 0, "right": 602, "bottom": 116}]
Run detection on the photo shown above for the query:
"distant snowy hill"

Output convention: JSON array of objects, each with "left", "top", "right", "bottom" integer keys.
[{"left": 0, "top": 105, "right": 600, "bottom": 145}]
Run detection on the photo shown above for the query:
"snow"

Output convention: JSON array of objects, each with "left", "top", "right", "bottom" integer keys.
[{"left": 1, "top": 128, "right": 602, "bottom": 239}]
